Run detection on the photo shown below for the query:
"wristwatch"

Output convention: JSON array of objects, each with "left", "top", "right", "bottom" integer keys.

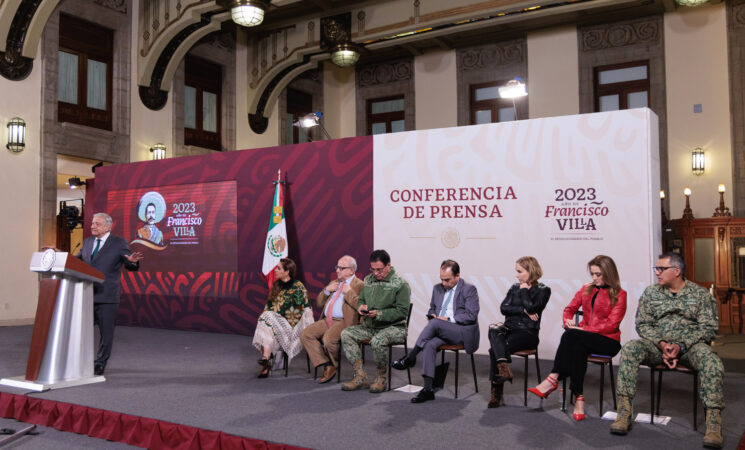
[{"left": 678, "top": 342, "right": 687, "bottom": 354}]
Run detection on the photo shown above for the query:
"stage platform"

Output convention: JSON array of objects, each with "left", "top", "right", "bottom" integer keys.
[{"left": 1, "top": 325, "right": 744, "bottom": 449}]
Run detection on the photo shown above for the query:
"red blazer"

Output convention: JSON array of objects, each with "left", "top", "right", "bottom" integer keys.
[{"left": 562, "top": 284, "right": 627, "bottom": 342}]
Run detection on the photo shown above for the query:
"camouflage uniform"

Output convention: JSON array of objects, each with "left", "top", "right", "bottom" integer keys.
[
  {"left": 616, "top": 280, "right": 724, "bottom": 409},
  {"left": 340, "top": 267, "right": 411, "bottom": 369}
]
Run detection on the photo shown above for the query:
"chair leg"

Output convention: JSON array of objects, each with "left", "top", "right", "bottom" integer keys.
[
  {"left": 470, "top": 353, "right": 478, "bottom": 393},
  {"left": 609, "top": 361, "right": 617, "bottom": 410},
  {"left": 387, "top": 346, "right": 392, "bottom": 392},
  {"left": 284, "top": 353, "right": 289, "bottom": 378},
  {"left": 454, "top": 350, "right": 460, "bottom": 399},
  {"left": 523, "top": 355, "right": 529, "bottom": 407},
  {"left": 562, "top": 378, "right": 567, "bottom": 411},
  {"left": 306, "top": 353, "right": 310, "bottom": 374},
  {"left": 337, "top": 347, "right": 342, "bottom": 383},
  {"left": 599, "top": 362, "right": 605, "bottom": 413},
  {"left": 404, "top": 343, "right": 411, "bottom": 385},
  {"left": 360, "top": 344, "right": 365, "bottom": 364},
  {"left": 656, "top": 371, "right": 663, "bottom": 415},
  {"left": 693, "top": 373, "right": 698, "bottom": 431},
  {"left": 534, "top": 350, "right": 541, "bottom": 383},
  {"left": 650, "top": 367, "right": 656, "bottom": 425}
]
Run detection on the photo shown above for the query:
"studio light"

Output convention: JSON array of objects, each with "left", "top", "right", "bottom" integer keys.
[
  {"left": 6, "top": 117, "right": 26, "bottom": 152},
  {"left": 150, "top": 143, "right": 166, "bottom": 160},
  {"left": 498, "top": 77, "right": 528, "bottom": 99},
  {"left": 293, "top": 112, "right": 331, "bottom": 140},
  {"left": 68, "top": 177, "right": 87, "bottom": 189}
]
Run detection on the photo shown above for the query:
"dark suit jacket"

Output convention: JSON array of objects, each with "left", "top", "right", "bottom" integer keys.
[
  {"left": 317, "top": 277, "right": 364, "bottom": 327},
  {"left": 77, "top": 234, "right": 139, "bottom": 304},
  {"left": 427, "top": 278, "right": 480, "bottom": 353}
]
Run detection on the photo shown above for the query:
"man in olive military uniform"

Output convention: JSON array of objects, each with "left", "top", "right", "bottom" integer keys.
[
  {"left": 611, "top": 252, "right": 724, "bottom": 449},
  {"left": 340, "top": 249, "right": 411, "bottom": 393}
]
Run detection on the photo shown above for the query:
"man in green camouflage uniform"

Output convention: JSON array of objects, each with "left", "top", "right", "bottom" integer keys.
[
  {"left": 340, "top": 249, "right": 411, "bottom": 393},
  {"left": 611, "top": 252, "right": 724, "bottom": 449}
]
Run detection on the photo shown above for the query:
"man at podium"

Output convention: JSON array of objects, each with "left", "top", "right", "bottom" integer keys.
[{"left": 78, "top": 212, "right": 143, "bottom": 376}]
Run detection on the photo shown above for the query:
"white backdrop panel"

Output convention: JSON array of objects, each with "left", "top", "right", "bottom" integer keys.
[{"left": 373, "top": 109, "right": 661, "bottom": 359}]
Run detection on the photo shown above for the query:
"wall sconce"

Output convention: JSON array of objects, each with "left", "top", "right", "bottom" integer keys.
[
  {"left": 6, "top": 117, "right": 26, "bottom": 152},
  {"left": 713, "top": 183, "right": 732, "bottom": 217},
  {"left": 321, "top": 13, "right": 362, "bottom": 68},
  {"left": 150, "top": 143, "right": 166, "bottom": 160},
  {"left": 660, "top": 190, "right": 667, "bottom": 224},
  {"left": 691, "top": 147, "right": 705, "bottom": 175},
  {"left": 217, "top": 0, "right": 269, "bottom": 27},
  {"left": 682, "top": 186, "right": 694, "bottom": 219}
]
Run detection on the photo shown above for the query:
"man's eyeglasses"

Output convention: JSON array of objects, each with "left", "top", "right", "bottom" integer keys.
[
  {"left": 653, "top": 266, "right": 675, "bottom": 274},
  {"left": 335, "top": 265, "right": 352, "bottom": 271}
]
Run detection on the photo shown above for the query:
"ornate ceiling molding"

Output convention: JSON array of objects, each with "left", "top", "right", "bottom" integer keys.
[
  {"left": 0, "top": 0, "right": 43, "bottom": 80},
  {"left": 581, "top": 18, "right": 660, "bottom": 52}
]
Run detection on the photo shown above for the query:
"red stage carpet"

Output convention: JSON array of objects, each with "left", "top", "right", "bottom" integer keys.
[{"left": 0, "top": 392, "right": 304, "bottom": 449}]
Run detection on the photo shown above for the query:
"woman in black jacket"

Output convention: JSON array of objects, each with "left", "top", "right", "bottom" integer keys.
[{"left": 487, "top": 256, "right": 551, "bottom": 408}]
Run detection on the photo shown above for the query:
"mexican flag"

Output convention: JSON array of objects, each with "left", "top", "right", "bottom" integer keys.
[{"left": 261, "top": 171, "right": 288, "bottom": 288}]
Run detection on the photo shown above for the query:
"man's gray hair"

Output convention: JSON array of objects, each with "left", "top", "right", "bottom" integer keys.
[
  {"left": 94, "top": 212, "right": 113, "bottom": 227},
  {"left": 342, "top": 255, "right": 357, "bottom": 271},
  {"left": 659, "top": 251, "right": 685, "bottom": 278}
]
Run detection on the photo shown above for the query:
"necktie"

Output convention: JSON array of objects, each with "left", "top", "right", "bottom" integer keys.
[
  {"left": 325, "top": 282, "right": 345, "bottom": 327},
  {"left": 439, "top": 289, "right": 454, "bottom": 317},
  {"left": 91, "top": 238, "right": 101, "bottom": 260}
]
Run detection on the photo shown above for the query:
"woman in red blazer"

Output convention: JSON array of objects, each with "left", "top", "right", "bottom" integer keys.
[{"left": 527, "top": 255, "right": 627, "bottom": 421}]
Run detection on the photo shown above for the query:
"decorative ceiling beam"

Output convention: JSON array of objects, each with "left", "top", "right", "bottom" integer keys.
[{"left": 0, "top": 0, "right": 52, "bottom": 80}]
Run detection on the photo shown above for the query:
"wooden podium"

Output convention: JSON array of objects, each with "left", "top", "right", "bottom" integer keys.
[{"left": 0, "top": 249, "right": 106, "bottom": 391}]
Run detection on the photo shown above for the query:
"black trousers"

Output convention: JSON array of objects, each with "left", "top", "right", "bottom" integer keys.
[
  {"left": 488, "top": 327, "right": 538, "bottom": 382},
  {"left": 94, "top": 303, "right": 119, "bottom": 368},
  {"left": 550, "top": 328, "right": 621, "bottom": 395}
]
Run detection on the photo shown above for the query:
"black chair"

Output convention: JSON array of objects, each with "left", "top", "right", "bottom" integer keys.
[
  {"left": 561, "top": 354, "right": 616, "bottom": 413},
  {"left": 560, "top": 309, "right": 617, "bottom": 413},
  {"left": 438, "top": 344, "right": 478, "bottom": 398},
  {"left": 649, "top": 363, "right": 699, "bottom": 430},
  {"left": 359, "top": 303, "right": 414, "bottom": 391},
  {"left": 280, "top": 351, "right": 311, "bottom": 377},
  {"left": 512, "top": 348, "right": 541, "bottom": 406}
]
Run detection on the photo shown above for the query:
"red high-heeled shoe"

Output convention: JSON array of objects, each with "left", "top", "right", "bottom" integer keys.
[
  {"left": 527, "top": 375, "right": 558, "bottom": 398},
  {"left": 573, "top": 394, "right": 586, "bottom": 421}
]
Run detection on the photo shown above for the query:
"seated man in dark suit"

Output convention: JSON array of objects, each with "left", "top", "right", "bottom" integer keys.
[{"left": 392, "top": 259, "right": 479, "bottom": 403}]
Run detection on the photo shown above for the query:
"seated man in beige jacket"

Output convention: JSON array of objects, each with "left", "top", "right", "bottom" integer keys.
[{"left": 300, "top": 255, "right": 363, "bottom": 383}]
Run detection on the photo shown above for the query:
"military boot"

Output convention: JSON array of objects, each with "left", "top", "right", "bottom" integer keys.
[
  {"left": 610, "top": 395, "right": 633, "bottom": 435},
  {"left": 702, "top": 408, "right": 723, "bottom": 449},
  {"left": 341, "top": 360, "right": 370, "bottom": 391},
  {"left": 369, "top": 367, "right": 388, "bottom": 393},
  {"left": 488, "top": 382, "right": 504, "bottom": 408}
]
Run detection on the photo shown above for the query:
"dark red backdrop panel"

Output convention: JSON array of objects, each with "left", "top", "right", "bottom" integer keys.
[{"left": 90, "top": 137, "right": 373, "bottom": 335}]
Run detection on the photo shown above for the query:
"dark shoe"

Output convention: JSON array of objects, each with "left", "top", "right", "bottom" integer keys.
[
  {"left": 391, "top": 356, "right": 415, "bottom": 370},
  {"left": 318, "top": 365, "right": 337, "bottom": 384},
  {"left": 488, "top": 382, "right": 503, "bottom": 408},
  {"left": 497, "top": 361, "right": 513, "bottom": 383},
  {"left": 94, "top": 364, "right": 105, "bottom": 376},
  {"left": 257, "top": 358, "right": 273, "bottom": 378},
  {"left": 411, "top": 389, "right": 435, "bottom": 403}
]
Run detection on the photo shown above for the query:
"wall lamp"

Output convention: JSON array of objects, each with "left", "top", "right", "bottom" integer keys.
[
  {"left": 217, "top": 0, "right": 269, "bottom": 27},
  {"left": 692, "top": 147, "right": 705, "bottom": 175},
  {"left": 6, "top": 117, "right": 26, "bottom": 152},
  {"left": 682, "top": 186, "right": 694, "bottom": 219},
  {"left": 68, "top": 177, "right": 87, "bottom": 189},
  {"left": 150, "top": 143, "right": 166, "bottom": 160},
  {"left": 713, "top": 183, "right": 731, "bottom": 217}
]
